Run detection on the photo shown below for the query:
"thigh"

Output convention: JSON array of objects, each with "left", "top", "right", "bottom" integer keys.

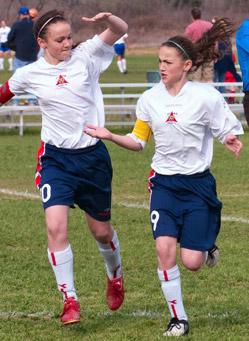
[
  {"left": 38, "top": 164, "right": 76, "bottom": 209},
  {"left": 180, "top": 206, "right": 220, "bottom": 251},
  {"left": 150, "top": 187, "right": 179, "bottom": 240},
  {"left": 76, "top": 142, "right": 113, "bottom": 222}
]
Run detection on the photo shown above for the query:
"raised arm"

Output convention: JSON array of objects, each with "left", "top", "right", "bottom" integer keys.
[
  {"left": 82, "top": 13, "right": 128, "bottom": 46},
  {"left": 84, "top": 124, "right": 143, "bottom": 151}
]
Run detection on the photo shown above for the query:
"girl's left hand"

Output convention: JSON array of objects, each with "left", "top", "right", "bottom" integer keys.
[
  {"left": 82, "top": 12, "right": 112, "bottom": 23},
  {"left": 224, "top": 134, "right": 243, "bottom": 158}
]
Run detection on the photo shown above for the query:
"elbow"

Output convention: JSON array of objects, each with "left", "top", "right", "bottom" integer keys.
[{"left": 123, "top": 22, "right": 128, "bottom": 34}]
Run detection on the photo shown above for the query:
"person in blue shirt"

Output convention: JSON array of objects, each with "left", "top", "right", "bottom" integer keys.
[{"left": 236, "top": 19, "right": 249, "bottom": 126}]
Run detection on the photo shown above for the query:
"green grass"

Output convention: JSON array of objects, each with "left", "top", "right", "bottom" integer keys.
[
  {"left": 0, "top": 53, "right": 249, "bottom": 340},
  {"left": 0, "top": 128, "right": 249, "bottom": 340}
]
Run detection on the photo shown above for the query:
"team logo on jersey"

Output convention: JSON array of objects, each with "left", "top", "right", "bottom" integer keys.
[
  {"left": 166, "top": 112, "right": 177, "bottom": 123},
  {"left": 56, "top": 75, "right": 68, "bottom": 86}
]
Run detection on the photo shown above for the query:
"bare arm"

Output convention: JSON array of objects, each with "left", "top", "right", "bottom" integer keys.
[
  {"left": 82, "top": 12, "right": 128, "bottom": 46},
  {"left": 84, "top": 124, "right": 142, "bottom": 151},
  {"left": 223, "top": 134, "right": 243, "bottom": 158}
]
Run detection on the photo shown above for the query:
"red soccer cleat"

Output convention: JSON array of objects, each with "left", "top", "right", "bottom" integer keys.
[
  {"left": 60, "top": 297, "right": 80, "bottom": 325},
  {"left": 106, "top": 276, "right": 125, "bottom": 311}
]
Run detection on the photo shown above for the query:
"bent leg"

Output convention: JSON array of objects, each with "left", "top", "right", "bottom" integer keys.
[
  {"left": 85, "top": 213, "right": 124, "bottom": 310},
  {"left": 85, "top": 213, "right": 122, "bottom": 279},
  {"left": 180, "top": 248, "right": 206, "bottom": 271}
]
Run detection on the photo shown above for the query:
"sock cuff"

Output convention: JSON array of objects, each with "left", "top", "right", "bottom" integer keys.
[
  {"left": 96, "top": 231, "right": 119, "bottom": 251},
  {"left": 157, "top": 265, "right": 180, "bottom": 282},
  {"left": 48, "top": 244, "right": 73, "bottom": 266}
]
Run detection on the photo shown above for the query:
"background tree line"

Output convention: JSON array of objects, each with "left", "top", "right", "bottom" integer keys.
[{"left": 1, "top": 0, "right": 249, "bottom": 46}]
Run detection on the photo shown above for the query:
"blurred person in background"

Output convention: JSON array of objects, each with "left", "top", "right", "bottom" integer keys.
[
  {"left": 185, "top": 7, "right": 213, "bottom": 81},
  {"left": 212, "top": 16, "right": 241, "bottom": 94},
  {"left": 7, "top": 6, "right": 38, "bottom": 71},
  {"left": 114, "top": 33, "right": 128, "bottom": 74},
  {"left": 29, "top": 8, "right": 39, "bottom": 21},
  {"left": 0, "top": 20, "right": 13, "bottom": 71},
  {"left": 236, "top": 18, "right": 249, "bottom": 126},
  {"left": 85, "top": 18, "right": 243, "bottom": 337}
]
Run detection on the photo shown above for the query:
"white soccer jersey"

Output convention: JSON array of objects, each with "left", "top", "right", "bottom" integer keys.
[
  {"left": 0, "top": 25, "right": 10, "bottom": 43},
  {"left": 8, "top": 35, "right": 114, "bottom": 149},
  {"left": 135, "top": 81, "right": 243, "bottom": 175}
]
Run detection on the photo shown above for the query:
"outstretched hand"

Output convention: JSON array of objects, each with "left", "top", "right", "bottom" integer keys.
[
  {"left": 224, "top": 134, "right": 243, "bottom": 158},
  {"left": 81, "top": 12, "right": 112, "bottom": 23},
  {"left": 84, "top": 124, "right": 113, "bottom": 140}
]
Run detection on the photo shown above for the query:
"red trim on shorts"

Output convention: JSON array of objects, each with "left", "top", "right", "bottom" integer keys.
[
  {"left": 148, "top": 169, "right": 156, "bottom": 193},
  {"left": 35, "top": 141, "right": 45, "bottom": 188}
]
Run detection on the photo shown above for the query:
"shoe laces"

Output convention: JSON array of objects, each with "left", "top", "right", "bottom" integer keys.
[{"left": 167, "top": 318, "right": 183, "bottom": 331}]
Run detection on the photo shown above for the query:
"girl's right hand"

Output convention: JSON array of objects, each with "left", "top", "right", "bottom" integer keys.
[{"left": 84, "top": 124, "right": 113, "bottom": 140}]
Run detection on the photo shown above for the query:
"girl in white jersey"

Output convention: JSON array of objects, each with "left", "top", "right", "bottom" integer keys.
[
  {"left": 85, "top": 18, "right": 243, "bottom": 337},
  {"left": 0, "top": 10, "right": 128, "bottom": 325}
]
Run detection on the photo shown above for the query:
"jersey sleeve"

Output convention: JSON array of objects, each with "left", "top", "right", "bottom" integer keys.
[
  {"left": 127, "top": 94, "right": 152, "bottom": 148},
  {"left": 75, "top": 35, "right": 114, "bottom": 78},
  {"left": 8, "top": 67, "right": 29, "bottom": 94},
  {"left": 127, "top": 119, "right": 152, "bottom": 148},
  {"left": 209, "top": 91, "right": 244, "bottom": 142},
  {"left": 136, "top": 94, "right": 152, "bottom": 122}
]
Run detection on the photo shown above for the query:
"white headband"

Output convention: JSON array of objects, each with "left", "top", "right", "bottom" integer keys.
[
  {"left": 38, "top": 15, "right": 63, "bottom": 37},
  {"left": 167, "top": 40, "right": 190, "bottom": 60}
]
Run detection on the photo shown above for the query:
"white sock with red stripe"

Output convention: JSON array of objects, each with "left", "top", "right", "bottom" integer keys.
[
  {"left": 157, "top": 265, "right": 188, "bottom": 321},
  {"left": 48, "top": 244, "right": 77, "bottom": 301},
  {"left": 117, "top": 60, "right": 124, "bottom": 73},
  {"left": 96, "top": 231, "right": 122, "bottom": 280}
]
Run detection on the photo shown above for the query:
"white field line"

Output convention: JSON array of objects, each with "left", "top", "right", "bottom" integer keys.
[
  {"left": 0, "top": 309, "right": 240, "bottom": 320},
  {"left": 221, "top": 193, "right": 249, "bottom": 198},
  {"left": 0, "top": 188, "right": 40, "bottom": 199},
  {"left": 1, "top": 188, "right": 249, "bottom": 224}
]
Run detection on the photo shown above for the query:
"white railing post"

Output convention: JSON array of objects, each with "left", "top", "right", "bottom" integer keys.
[{"left": 19, "top": 110, "right": 24, "bottom": 136}]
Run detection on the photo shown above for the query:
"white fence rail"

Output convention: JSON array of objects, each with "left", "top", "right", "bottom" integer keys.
[{"left": 0, "top": 82, "right": 245, "bottom": 136}]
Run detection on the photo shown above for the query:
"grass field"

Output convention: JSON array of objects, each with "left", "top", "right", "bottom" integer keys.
[
  {"left": 0, "top": 53, "right": 249, "bottom": 340},
  {"left": 1, "top": 128, "right": 249, "bottom": 340}
]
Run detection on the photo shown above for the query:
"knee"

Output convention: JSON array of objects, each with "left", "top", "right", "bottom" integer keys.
[
  {"left": 156, "top": 238, "right": 176, "bottom": 269},
  {"left": 46, "top": 220, "right": 66, "bottom": 241},
  {"left": 181, "top": 257, "right": 203, "bottom": 271},
  {"left": 91, "top": 222, "right": 113, "bottom": 243}
]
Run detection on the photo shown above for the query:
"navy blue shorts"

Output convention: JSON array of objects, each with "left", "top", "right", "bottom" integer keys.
[
  {"left": 114, "top": 43, "right": 125, "bottom": 56},
  {"left": 148, "top": 170, "right": 222, "bottom": 251},
  {"left": 35, "top": 140, "right": 113, "bottom": 221}
]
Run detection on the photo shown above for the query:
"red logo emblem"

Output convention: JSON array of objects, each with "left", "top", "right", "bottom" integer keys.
[
  {"left": 56, "top": 75, "right": 68, "bottom": 85},
  {"left": 166, "top": 112, "right": 177, "bottom": 122}
]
